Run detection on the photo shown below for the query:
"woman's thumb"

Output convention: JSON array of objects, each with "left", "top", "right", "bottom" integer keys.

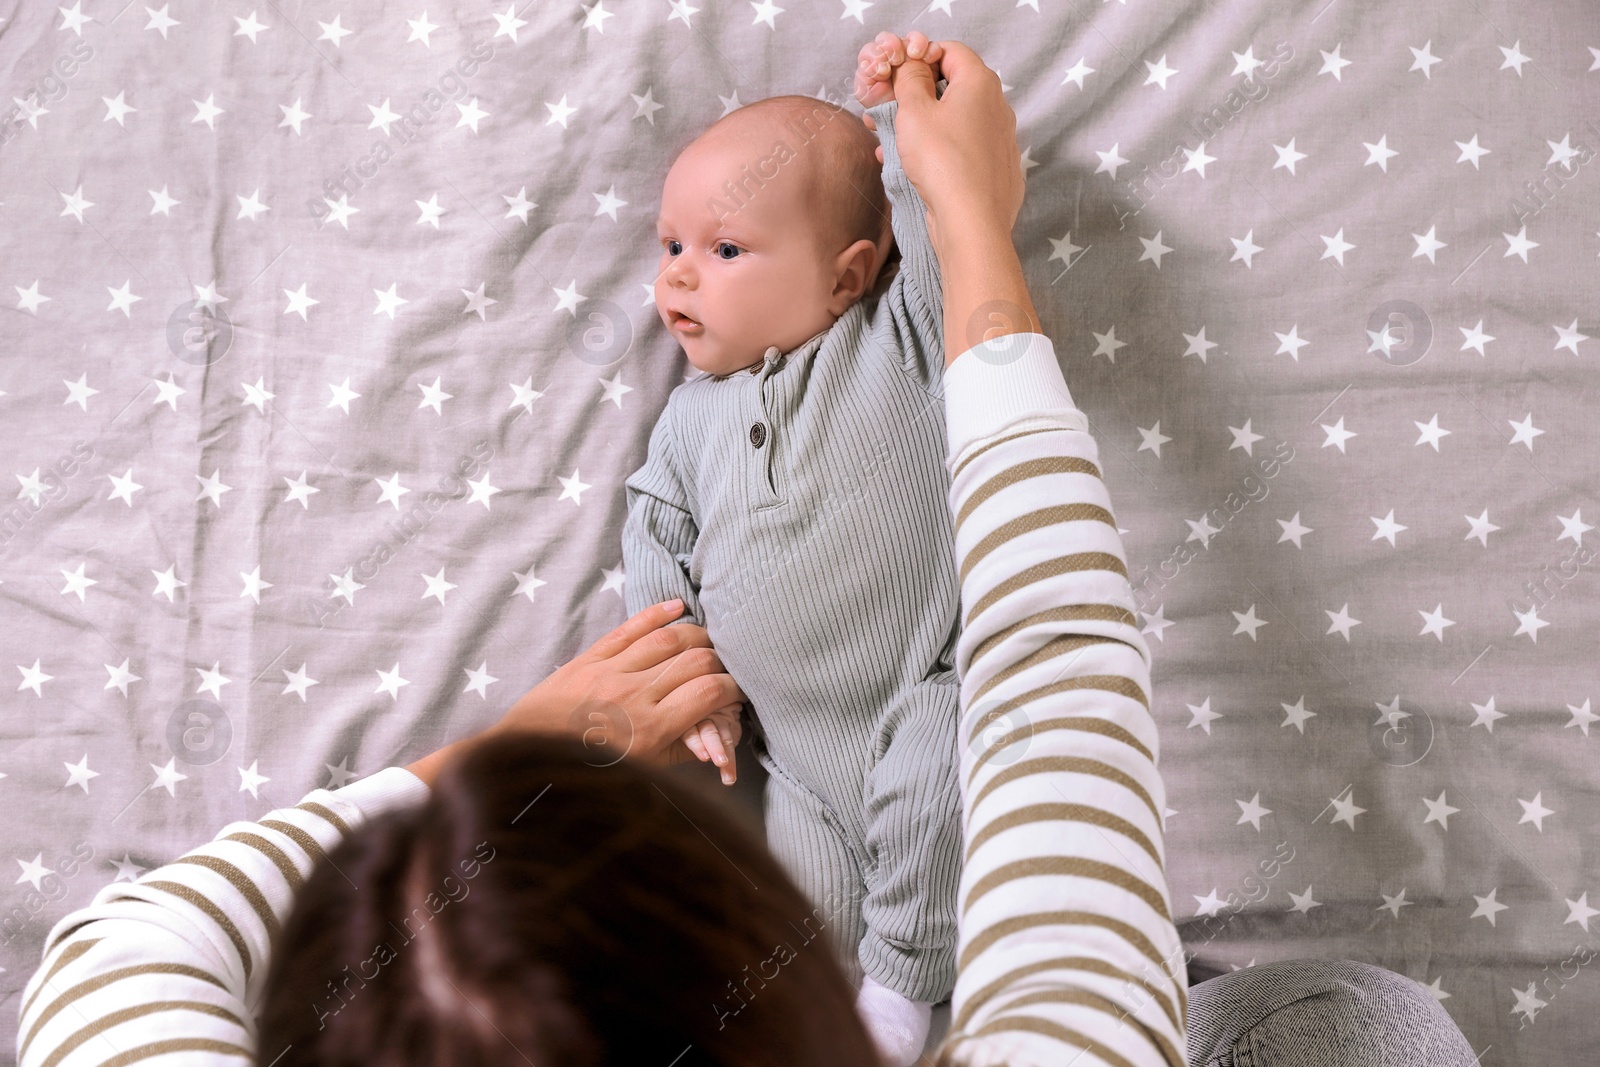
[{"left": 890, "top": 56, "right": 937, "bottom": 107}]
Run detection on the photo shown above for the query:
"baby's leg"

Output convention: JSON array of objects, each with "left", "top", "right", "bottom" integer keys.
[
  {"left": 761, "top": 757, "right": 870, "bottom": 988},
  {"left": 859, "top": 672, "right": 963, "bottom": 1003}
]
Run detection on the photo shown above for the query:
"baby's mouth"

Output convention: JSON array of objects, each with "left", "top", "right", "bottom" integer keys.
[{"left": 670, "top": 311, "right": 703, "bottom": 332}]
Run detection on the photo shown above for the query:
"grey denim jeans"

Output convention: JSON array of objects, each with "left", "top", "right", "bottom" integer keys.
[{"left": 1185, "top": 958, "right": 1480, "bottom": 1067}]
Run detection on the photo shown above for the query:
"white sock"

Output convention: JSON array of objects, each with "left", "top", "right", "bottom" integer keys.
[{"left": 855, "top": 974, "right": 932, "bottom": 1066}]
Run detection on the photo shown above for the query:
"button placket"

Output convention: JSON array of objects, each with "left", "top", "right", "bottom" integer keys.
[{"left": 749, "top": 355, "right": 780, "bottom": 501}]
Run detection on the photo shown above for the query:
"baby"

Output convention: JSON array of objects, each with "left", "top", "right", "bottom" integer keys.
[{"left": 622, "top": 34, "right": 958, "bottom": 1064}]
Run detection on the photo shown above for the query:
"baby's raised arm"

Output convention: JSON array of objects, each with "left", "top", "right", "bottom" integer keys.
[
  {"left": 857, "top": 39, "right": 951, "bottom": 395},
  {"left": 860, "top": 39, "right": 1037, "bottom": 368}
]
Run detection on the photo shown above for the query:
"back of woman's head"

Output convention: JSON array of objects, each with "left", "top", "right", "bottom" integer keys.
[{"left": 259, "top": 732, "right": 882, "bottom": 1067}]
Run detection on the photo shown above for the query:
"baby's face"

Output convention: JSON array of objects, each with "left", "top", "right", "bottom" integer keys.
[{"left": 655, "top": 119, "right": 863, "bottom": 377}]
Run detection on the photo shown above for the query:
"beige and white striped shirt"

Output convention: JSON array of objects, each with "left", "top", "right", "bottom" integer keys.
[{"left": 18, "top": 331, "right": 1185, "bottom": 1067}]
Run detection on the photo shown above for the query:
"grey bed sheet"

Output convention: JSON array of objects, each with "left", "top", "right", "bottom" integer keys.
[{"left": 1, "top": 0, "right": 1596, "bottom": 1060}]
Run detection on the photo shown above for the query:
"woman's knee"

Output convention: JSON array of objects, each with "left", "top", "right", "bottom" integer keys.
[{"left": 1184, "top": 958, "right": 1478, "bottom": 1067}]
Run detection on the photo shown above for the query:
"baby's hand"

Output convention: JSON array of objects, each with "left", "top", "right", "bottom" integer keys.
[
  {"left": 854, "top": 30, "right": 945, "bottom": 116},
  {"left": 680, "top": 706, "right": 742, "bottom": 785}
]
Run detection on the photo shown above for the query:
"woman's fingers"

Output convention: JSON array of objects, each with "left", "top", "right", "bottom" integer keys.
[
  {"left": 612, "top": 607, "right": 718, "bottom": 676},
  {"left": 925, "top": 38, "right": 984, "bottom": 86},
  {"left": 665, "top": 666, "right": 747, "bottom": 724},
  {"left": 582, "top": 598, "right": 684, "bottom": 664}
]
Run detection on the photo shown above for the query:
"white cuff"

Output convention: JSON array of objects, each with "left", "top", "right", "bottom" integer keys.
[
  {"left": 942, "top": 332, "right": 1087, "bottom": 465},
  {"left": 331, "top": 765, "right": 431, "bottom": 818}
]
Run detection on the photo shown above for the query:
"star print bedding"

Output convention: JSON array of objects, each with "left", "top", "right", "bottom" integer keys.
[{"left": 0, "top": 0, "right": 1594, "bottom": 1059}]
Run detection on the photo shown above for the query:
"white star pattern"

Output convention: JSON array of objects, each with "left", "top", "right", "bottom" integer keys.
[
  {"left": 1186, "top": 698, "right": 1222, "bottom": 734},
  {"left": 104, "top": 655, "right": 142, "bottom": 697},
  {"left": 317, "top": 15, "right": 353, "bottom": 48},
  {"left": 1409, "top": 41, "right": 1441, "bottom": 79},
  {"left": 1144, "top": 54, "right": 1179, "bottom": 89},
  {"left": 1329, "top": 790, "right": 1366, "bottom": 830},
  {"left": 1566, "top": 699, "right": 1598, "bottom": 735},
  {"left": 1236, "top": 792, "right": 1271, "bottom": 831},
  {"left": 0, "top": 14, "right": 1588, "bottom": 1041},
  {"left": 1471, "top": 888, "right": 1508, "bottom": 926},
  {"left": 1230, "top": 230, "right": 1262, "bottom": 267},
  {"left": 1455, "top": 134, "right": 1491, "bottom": 169},
  {"left": 1281, "top": 696, "right": 1316, "bottom": 732},
  {"left": 1318, "top": 44, "right": 1351, "bottom": 80},
  {"left": 191, "top": 93, "right": 224, "bottom": 129},
  {"left": 1378, "top": 889, "right": 1413, "bottom": 920},
  {"left": 1325, "top": 603, "right": 1361, "bottom": 641},
  {"left": 1423, "top": 790, "right": 1460, "bottom": 830},
  {"left": 1464, "top": 509, "right": 1499, "bottom": 546},
  {"left": 1138, "top": 231, "right": 1173, "bottom": 268},
  {"left": 408, "top": 12, "right": 438, "bottom": 46},
  {"left": 1507, "top": 413, "right": 1543, "bottom": 451},
  {"left": 1470, "top": 696, "right": 1505, "bottom": 732},
  {"left": 279, "top": 98, "right": 312, "bottom": 134}
]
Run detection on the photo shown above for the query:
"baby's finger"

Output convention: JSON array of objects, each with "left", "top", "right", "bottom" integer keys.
[
  {"left": 682, "top": 726, "right": 709, "bottom": 762},
  {"left": 857, "top": 46, "right": 883, "bottom": 80},
  {"left": 699, "top": 720, "right": 729, "bottom": 769}
]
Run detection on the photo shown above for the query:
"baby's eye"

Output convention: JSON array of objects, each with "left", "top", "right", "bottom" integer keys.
[
  {"left": 665, "top": 239, "right": 682, "bottom": 256},
  {"left": 716, "top": 241, "right": 743, "bottom": 260}
]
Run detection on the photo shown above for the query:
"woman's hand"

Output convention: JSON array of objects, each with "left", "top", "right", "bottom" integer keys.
[{"left": 406, "top": 599, "right": 748, "bottom": 786}]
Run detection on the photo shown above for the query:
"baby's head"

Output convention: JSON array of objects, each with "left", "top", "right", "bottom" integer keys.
[{"left": 655, "top": 95, "right": 892, "bottom": 377}]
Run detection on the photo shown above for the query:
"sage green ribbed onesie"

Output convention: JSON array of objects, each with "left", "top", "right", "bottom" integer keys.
[{"left": 622, "top": 98, "right": 960, "bottom": 1002}]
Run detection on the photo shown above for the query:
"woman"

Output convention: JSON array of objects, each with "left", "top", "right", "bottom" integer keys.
[{"left": 18, "top": 35, "right": 1478, "bottom": 1067}]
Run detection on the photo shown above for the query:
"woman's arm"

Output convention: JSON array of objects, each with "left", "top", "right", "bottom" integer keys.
[
  {"left": 16, "top": 768, "right": 426, "bottom": 1066},
  {"left": 881, "top": 39, "right": 1187, "bottom": 1067},
  {"left": 936, "top": 333, "right": 1187, "bottom": 1067},
  {"left": 17, "top": 603, "right": 743, "bottom": 1064},
  {"left": 937, "top": 220, "right": 1042, "bottom": 369}
]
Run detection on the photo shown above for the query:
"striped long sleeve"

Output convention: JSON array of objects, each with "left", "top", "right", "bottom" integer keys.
[
  {"left": 935, "top": 332, "right": 1187, "bottom": 1067},
  {"left": 15, "top": 768, "right": 429, "bottom": 1067}
]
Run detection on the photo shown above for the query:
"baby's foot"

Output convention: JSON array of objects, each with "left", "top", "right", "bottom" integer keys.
[
  {"left": 854, "top": 30, "right": 945, "bottom": 113},
  {"left": 855, "top": 974, "right": 932, "bottom": 1066}
]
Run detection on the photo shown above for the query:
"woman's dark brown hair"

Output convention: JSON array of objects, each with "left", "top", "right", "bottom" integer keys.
[{"left": 258, "top": 732, "right": 883, "bottom": 1066}]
